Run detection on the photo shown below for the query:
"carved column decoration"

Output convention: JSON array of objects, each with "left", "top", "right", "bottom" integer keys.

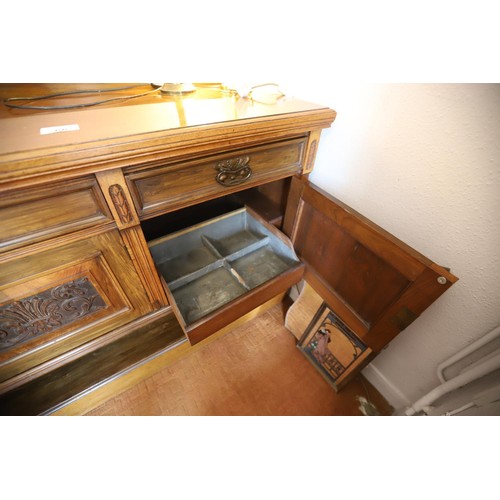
[
  {"left": 109, "top": 184, "right": 134, "bottom": 224},
  {"left": 306, "top": 139, "right": 317, "bottom": 172}
]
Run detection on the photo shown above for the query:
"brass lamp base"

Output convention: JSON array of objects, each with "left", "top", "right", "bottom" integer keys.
[{"left": 157, "top": 83, "right": 196, "bottom": 95}]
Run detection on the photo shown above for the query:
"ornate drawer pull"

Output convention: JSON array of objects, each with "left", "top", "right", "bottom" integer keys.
[{"left": 215, "top": 156, "right": 252, "bottom": 186}]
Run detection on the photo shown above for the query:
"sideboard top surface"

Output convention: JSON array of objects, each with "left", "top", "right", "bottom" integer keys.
[{"left": 0, "top": 84, "right": 336, "bottom": 187}]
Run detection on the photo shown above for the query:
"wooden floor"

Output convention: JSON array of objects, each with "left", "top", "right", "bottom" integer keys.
[{"left": 86, "top": 303, "right": 392, "bottom": 416}]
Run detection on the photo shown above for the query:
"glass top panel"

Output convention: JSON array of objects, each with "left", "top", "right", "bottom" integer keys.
[{"left": 0, "top": 84, "right": 327, "bottom": 155}]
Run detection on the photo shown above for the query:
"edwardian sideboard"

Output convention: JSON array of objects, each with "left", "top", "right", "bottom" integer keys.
[{"left": 0, "top": 84, "right": 457, "bottom": 414}]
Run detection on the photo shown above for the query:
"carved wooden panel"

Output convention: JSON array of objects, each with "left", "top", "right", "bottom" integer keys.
[
  {"left": 0, "top": 229, "right": 153, "bottom": 383},
  {"left": 0, "top": 277, "right": 107, "bottom": 352}
]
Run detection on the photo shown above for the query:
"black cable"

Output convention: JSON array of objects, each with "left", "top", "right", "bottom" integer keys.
[
  {"left": 2, "top": 84, "right": 161, "bottom": 110},
  {"left": 2, "top": 83, "right": 285, "bottom": 110}
]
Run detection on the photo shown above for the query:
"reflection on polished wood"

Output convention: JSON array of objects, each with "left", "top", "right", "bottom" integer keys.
[
  {"left": 0, "top": 83, "right": 331, "bottom": 157},
  {"left": 0, "top": 308, "right": 184, "bottom": 416}
]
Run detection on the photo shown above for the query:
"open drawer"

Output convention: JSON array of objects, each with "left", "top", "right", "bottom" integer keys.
[{"left": 148, "top": 207, "right": 304, "bottom": 344}]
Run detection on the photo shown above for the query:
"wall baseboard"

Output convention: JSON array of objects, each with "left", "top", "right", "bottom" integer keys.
[{"left": 362, "top": 363, "right": 411, "bottom": 412}]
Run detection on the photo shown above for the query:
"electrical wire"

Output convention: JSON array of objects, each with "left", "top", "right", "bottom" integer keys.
[
  {"left": 2, "top": 82, "right": 286, "bottom": 111},
  {"left": 2, "top": 84, "right": 161, "bottom": 110}
]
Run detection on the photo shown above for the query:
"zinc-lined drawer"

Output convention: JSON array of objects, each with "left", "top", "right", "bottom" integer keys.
[
  {"left": 0, "top": 177, "right": 112, "bottom": 252},
  {"left": 126, "top": 137, "right": 306, "bottom": 220},
  {"left": 148, "top": 207, "right": 304, "bottom": 345}
]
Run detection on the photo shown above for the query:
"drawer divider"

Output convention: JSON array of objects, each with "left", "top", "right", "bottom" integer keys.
[
  {"left": 224, "top": 236, "right": 270, "bottom": 262},
  {"left": 168, "top": 258, "right": 225, "bottom": 291},
  {"left": 200, "top": 235, "right": 224, "bottom": 259},
  {"left": 167, "top": 235, "right": 270, "bottom": 291}
]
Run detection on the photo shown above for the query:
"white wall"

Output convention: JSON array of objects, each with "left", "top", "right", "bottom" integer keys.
[{"left": 287, "top": 83, "right": 500, "bottom": 409}]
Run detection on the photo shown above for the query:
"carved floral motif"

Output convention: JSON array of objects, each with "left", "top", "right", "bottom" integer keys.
[
  {"left": 0, "top": 277, "right": 107, "bottom": 351},
  {"left": 109, "top": 184, "right": 134, "bottom": 224}
]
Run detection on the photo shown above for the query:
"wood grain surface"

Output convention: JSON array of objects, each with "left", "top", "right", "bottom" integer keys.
[{"left": 86, "top": 302, "right": 393, "bottom": 416}]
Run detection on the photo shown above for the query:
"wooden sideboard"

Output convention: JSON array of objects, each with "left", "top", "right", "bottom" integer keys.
[{"left": 0, "top": 84, "right": 457, "bottom": 414}]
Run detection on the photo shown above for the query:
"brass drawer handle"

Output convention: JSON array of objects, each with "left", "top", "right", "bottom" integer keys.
[{"left": 215, "top": 156, "right": 252, "bottom": 187}]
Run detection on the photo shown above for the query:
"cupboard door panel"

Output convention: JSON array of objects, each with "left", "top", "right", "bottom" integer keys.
[
  {"left": 294, "top": 202, "right": 410, "bottom": 323},
  {"left": 284, "top": 178, "right": 458, "bottom": 352},
  {"left": 0, "top": 229, "right": 153, "bottom": 382}
]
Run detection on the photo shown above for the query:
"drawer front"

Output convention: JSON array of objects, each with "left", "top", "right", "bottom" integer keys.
[
  {"left": 127, "top": 137, "right": 306, "bottom": 219},
  {"left": 0, "top": 177, "right": 112, "bottom": 253},
  {"left": 0, "top": 229, "right": 152, "bottom": 383},
  {"left": 176, "top": 266, "right": 304, "bottom": 345}
]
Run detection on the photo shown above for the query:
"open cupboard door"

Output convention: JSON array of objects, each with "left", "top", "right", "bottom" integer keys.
[{"left": 283, "top": 177, "right": 458, "bottom": 361}]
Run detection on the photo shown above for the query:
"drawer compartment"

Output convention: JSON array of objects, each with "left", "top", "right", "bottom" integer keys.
[
  {"left": 127, "top": 137, "right": 306, "bottom": 219},
  {"left": 0, "top": 177, "right": 112, "bottom": 252},
  {"left": 149, "top": 207, "right": 304, "bottom": 344}
]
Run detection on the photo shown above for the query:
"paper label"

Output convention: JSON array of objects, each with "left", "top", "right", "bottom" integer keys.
[{"left": 40, "top": 124, "right": 80, "bottom": 135}]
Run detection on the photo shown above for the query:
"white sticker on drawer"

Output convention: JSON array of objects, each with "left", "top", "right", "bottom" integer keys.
[{"left": 40, "top": 124, "right": 80, "bottom": 135}]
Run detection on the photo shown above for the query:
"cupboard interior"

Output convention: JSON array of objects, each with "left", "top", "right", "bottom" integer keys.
[
  {"left": 142, "top": 178, "right": 297, "bottom": 328},
  {"left": 140, "top": 178, "right": 292, "bottom": 241}
]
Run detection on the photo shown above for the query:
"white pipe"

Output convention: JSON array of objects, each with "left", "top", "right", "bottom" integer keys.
[
  {"left": 437, "top": 324, "right": 500, "bottom": 383},
  {"left": 444, "top": 402, "right": 476, "bottom": 416},
  {"left": 405, "top": 352, "right": 500, "bottom": 415}
]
